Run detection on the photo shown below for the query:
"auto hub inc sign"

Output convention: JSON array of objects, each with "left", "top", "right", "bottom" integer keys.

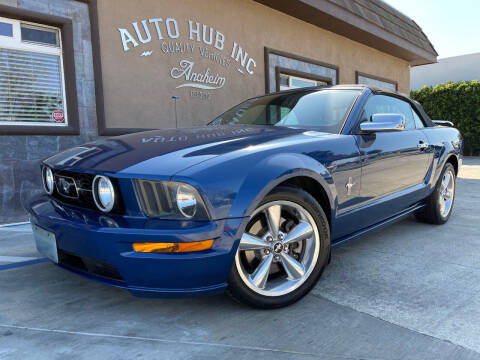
[{"left": 117, "top": 17, "right": 257, "bottom": 99}]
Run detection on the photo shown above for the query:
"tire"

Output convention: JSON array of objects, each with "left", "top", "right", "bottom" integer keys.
[
  {"left": 227, "top": 186, "right": 330, "bottom": 309},
  {"left": 416, "top": 163, "right": 456, "bottom": 225}
]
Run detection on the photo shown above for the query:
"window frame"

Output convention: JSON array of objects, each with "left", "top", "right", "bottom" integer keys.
[
  {"left": 0, "top": 16, "right": 68, "bottom": 128},
  {"left": 275, "top": 67, "right": 332, "bottom": 92},
  {"left": 355, "top": 71, "right": 398, "bottom": 91},
  {"left": 0, "top": 5, "right": 79, "bottom": 135}
]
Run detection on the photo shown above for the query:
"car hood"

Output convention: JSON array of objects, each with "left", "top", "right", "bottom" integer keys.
[{"left": 44, "top": 125, "right": 307, "bottom": 176}]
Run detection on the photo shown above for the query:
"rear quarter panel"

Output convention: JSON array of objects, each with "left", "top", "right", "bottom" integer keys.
[{"left": 422, "top": 126, "right": 463, "bottom": 191}]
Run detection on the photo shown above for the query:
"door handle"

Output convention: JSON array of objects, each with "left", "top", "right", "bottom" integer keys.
[{"left": 417, "top": 141, "right": 429, "bottom": 150}]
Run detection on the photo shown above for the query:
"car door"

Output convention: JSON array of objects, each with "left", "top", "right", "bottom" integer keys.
[{"left": 353, "top": 94, "right": 431, "bottom": 221}]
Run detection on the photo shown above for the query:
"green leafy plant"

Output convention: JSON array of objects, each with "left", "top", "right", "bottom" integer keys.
[{"left": 411, "top": 81, "right": 480, "bottom": 156}]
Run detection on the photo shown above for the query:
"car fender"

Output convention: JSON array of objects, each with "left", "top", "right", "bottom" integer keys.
[{"left": 227, "top": 152, "right": 337, "bottom": 220}]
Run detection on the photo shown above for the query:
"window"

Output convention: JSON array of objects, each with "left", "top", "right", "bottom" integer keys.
[
  {"left": 210, "top": 89, "right": 360, "bottom": 134},
  {"left": 411, "top": 108, "right": 425, "bottom": 128},
  {"left": 279, "top": 73, "right": 328, "bottom": 90},
  {"left": 361, "top": 95, "right": 415, "bottom": 130},
  {"left": 0, "top": 22, "right": 13, "bottom": 37},
  {"left": 267, "top": 50, "right": 338, "bottom": 93},
  {"left": 356, "top": 71, "right": 397, "bottom": 91},
  {"left": 21, "top": 24, "right": 59, "bottom": 46},
  {"left": 0, "top": 17, "right": 67, "bottom": 127}
]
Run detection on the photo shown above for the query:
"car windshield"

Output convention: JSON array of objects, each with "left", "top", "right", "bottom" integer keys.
[{"left": 209, "top": 89, "right": 360, "bottom": 133}]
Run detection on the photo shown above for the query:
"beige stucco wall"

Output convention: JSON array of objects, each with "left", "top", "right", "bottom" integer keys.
[{"left": 96, "top": 0, "right": 410, "bottom": 129}]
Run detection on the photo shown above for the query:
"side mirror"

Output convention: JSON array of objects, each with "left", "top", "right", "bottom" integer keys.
[{"left": 360, "top": 114, "right": 405, "bottom": 133}]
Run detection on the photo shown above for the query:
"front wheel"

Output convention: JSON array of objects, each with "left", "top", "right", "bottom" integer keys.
[
  {"left": 416, "top": 163, "right": 456, "bottom": 224},
  {"left": 227, "top": 186, "right": 330, "bottom": 309}
]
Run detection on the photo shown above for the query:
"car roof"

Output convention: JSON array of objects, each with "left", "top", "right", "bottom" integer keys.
[
  {"left": 271, "top": 84, "right": 417, "bottom": 106},
  {"left": 271, "top": 84, "right": 407, "bottom": 97}
]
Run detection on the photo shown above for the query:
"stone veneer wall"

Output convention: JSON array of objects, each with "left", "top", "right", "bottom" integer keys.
[{"left": 0, "top": 0, "right": 97, "bottom": 223}]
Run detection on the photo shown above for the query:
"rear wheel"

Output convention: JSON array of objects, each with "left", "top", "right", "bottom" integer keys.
[
  {"left": 227, "top": 187, "right": 330, "bottom": 309},
  {"left": 416, "top": 163, "right": 456, "bottom": 224}
]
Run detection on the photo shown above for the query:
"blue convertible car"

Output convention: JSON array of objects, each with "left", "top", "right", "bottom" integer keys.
[{"left": 28, "top": 85, "right": 462, "bottom": 308}]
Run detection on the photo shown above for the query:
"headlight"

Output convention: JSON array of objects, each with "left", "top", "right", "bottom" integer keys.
[
  {"left": 134, "top": 180, "right": 209, "bottom": 220},
  {"left": 176, "top": 184, "right": 197, "bottom": 218},
  {"left": 92, "top": 175, "right": 115, "bottom": 212},
  {"left": 42, "top": 166, "right": 54, "bottom": 195}
]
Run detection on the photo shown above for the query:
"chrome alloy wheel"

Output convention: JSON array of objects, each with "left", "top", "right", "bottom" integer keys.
[
  {"left": 439, "top": 168, "right": 455, "bottom": 218},
  {"left": 235, "top": 200, "right": 320, "bottom": 297}
]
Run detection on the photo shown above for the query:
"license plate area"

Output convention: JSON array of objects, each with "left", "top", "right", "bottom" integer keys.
[{"left": 32, "top": 224, "right": 58, "bottom": 263}]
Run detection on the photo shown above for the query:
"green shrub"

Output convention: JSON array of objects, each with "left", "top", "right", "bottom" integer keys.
[{"left": 411, "top": 81, "right": 480, "bottom": 156}]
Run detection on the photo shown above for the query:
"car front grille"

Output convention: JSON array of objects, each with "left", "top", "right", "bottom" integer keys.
[
  {"left": 50, "top": 169, "right": 124, "bottom": 214},
  {"left": 51, "top": 169, "right": 96, "bottom": 210}
]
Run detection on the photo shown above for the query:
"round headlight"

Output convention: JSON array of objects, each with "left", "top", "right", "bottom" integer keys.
[
  {"left": 42, "top": 166, "right": 54, "bottom": 195},
  {"left": 92, "top": 175, "right": 115, "bottom": 212},
  {"left": 176, "top": 184, "right": 197, "bottom": 218}
]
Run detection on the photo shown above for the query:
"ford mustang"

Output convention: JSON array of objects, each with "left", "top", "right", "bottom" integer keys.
[{"left": 28, "top": 85, "right": 462, "bottom": 308}]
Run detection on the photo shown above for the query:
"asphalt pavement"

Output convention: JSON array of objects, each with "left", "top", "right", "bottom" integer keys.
[{"left": 0, "top": 157, "right": 479, "bottom": 360}]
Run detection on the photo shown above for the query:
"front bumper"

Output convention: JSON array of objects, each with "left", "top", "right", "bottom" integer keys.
[{"left": 27, "top": 195, "right": 245, "bottom": 297}]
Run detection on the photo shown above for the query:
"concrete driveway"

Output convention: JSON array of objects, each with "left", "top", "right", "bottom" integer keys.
[{"left": 0, "top": 158, "right": 479, "bottom": 360}]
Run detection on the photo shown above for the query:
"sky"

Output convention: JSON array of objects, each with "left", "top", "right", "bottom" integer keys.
[{"left": 383, "top": 0, "right": 480, "bottom": 58}]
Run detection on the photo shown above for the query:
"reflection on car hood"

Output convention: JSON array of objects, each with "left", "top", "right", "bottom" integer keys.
[{"left": 44, "top": 125, "right": 307, "bottom": 175}]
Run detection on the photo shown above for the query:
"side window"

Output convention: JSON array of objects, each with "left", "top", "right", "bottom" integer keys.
[
  {"left": 362, "top": 95, "right": 415, "bottom": 130},
  {"left": 411, "top": 107, "right": 425, "bottom": 128}
]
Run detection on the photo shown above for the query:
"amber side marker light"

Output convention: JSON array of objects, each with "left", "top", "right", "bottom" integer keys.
[{"left": 133, "top": 240, "right": 214, "bottom": 253}]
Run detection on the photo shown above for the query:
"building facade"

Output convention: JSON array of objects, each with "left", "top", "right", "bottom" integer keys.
[
  {"left": 411, "top": 52, "right": 480, "bottom": 90},
  {"left": 0, "top": 0, "right": 437, "bottom": 223}
]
